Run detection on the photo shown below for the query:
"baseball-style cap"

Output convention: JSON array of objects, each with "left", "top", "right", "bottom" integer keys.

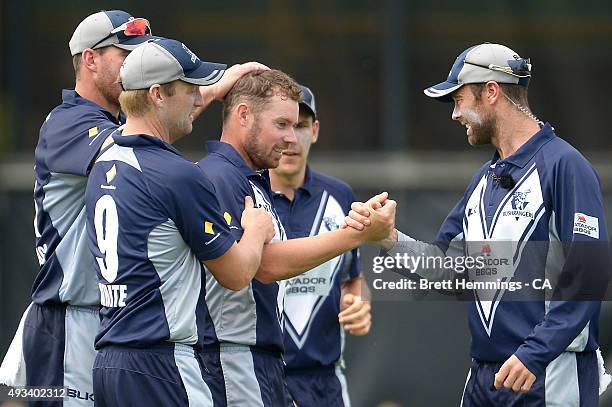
[
  {"left": 69, "top": 10, "right": 153, "bottom": 56},
  {"left": 424, "top": 43, "right": 532, "bottom": 102},
  {"left": 120, "top": 38, "right": 227, "bottom": 90},
  {"left": 298, "top": 84, "right": 317, "bottom": 119}
]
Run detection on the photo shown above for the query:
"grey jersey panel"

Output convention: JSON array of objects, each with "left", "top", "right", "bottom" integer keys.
[
  {"left": 546, "top": 211, "right": 589, "bottom": 352},
  {"left": 205, "top": 272, "right": 257, "bottom": 345},
  {"left": 204, "top": 181, "right": 286, "bottom": 346},
  {"left": 148, "top": 219, "right": 201, "bottom": 345},
  {"left": 43, "top": 173, "right": 99, "bottom": 305}
]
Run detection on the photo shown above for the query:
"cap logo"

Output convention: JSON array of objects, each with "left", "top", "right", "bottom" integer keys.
[{"left": 182, "top": 43, "right": 197, "bottom": 63}]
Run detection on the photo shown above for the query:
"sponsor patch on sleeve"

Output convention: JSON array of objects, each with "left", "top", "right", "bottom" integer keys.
[{"left": 573, "top": 212, "right": 599, "bottom": 239}]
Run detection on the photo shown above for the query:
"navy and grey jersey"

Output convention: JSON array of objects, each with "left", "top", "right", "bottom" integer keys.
[
  {"left": 273, "top": 168, "right": 360, "bottom": 370},
  {"left": 85, "top": 134, "right": 235, "bottom": 350},
  {"left": 196, "top": 141, "right": 287, "bottom": 354},
  {"left": 396, "top": 124, "right": 609, "bottom": 377},
  {"left": 32, "top": 89, "right": 123, "bottom": 306}
]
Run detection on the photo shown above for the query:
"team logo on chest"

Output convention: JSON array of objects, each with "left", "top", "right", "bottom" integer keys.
[
  {"left": 503, "top": 189, "right": 534, "bottom": 220},
  {"left": 323, "top": 216, "right": 340, "bottom": 231}
]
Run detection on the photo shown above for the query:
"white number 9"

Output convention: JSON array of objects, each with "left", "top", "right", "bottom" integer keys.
[{"left": 94, "top": 195, "right": 119, "bottom": 283}]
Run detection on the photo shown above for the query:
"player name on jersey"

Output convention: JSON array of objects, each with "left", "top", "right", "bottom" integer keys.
[{"left": 99, "top": 283, "right": 127, "bottom": 307}]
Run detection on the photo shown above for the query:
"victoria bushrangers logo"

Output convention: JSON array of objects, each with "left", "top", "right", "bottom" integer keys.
[
  {"left": 323, "top": 216, "right": 340, "bottom": 231},
  {"left": 511, "top": 190, "right": 529, "bottom": 211},
  {"left": 503, "top": 189, "right": 534, "bottom": 220}
]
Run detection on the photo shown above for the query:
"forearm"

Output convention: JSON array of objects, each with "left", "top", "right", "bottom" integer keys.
[
  {"left": 204, "top": 228, "right": 266, "bottom": 291},
  {"left": 256, "top": 228, "right": 363, "bottom": 283},
  {"left": 192, "top": 87, "right": 217, "bottom": 120},
  {"left": 386, "top": 231, "right": 462, "bottom": 283},
  {"left": 236, "top": 228, "right": 268, "bottom": 277}
]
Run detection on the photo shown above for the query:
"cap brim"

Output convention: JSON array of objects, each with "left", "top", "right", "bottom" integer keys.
[
  {"left": 182, "top": 62, "right": 227, "bottom": 86},
  {"left": 114, "top": 35, "right": 161, "bottom": 51},
  {"left": 299, "top": 102, "right": 316, "bottom": 119},
  {"left": 423, "top": 81, "right": 463, "bottom": 103}
]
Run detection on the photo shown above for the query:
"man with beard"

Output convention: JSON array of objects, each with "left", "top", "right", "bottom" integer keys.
[
  {"left": 345, "top": 43, "right": 611, "bottom": 406},
  {"left": 196, "top": 70, "right": 395, "bottom": 406},
  {"left": 0, "top": 10, "right": 266, "bottom": 406},
  {"left": 86, "top": 38, "right": 276, "bottom": 407},
  {"left": 0, "top": 11, "right": 154, "bottom": 405},
  {"left": 270, "top": 84, "right": 371, "bottom": 407}
]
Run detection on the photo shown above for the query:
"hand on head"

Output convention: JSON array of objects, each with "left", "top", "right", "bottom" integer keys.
[{"left": 206, "top": 62, "right": 271, "bottom": 101}]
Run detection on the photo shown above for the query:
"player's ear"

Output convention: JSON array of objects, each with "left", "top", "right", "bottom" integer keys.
[
  {"left": 485, "top": 81, "right": 501, "bottom": 105},
  {"left": 148, "top": 84, "right": 163, "bottom": 108},
  {"left": 312, "top": 120, "right": 320, "bottom": 144},
  {"left": 236, "top": 103, "right": 250, "bottom": 127},
  {"left": 81, "top": 49, "right": 97, "bottom": 73}
]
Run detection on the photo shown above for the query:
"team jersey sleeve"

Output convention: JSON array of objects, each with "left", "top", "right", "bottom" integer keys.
[
  {"left": 514, "top": 153, "right": 611, "bottom": 377},
  {"left": 344, "top": 188, "right": 361, "bottom": 280},
  {"left": 380, "top": 195, "right": 466, "bottom": 286},
  {"left": 207, "top": 173, "right": 255, "bottom": 243},
  {"left": 42, "top": 112, "right": 120, "bottom": 176},
  {"left": 158, "top": 166, "right": 235, "bottom": 262}
]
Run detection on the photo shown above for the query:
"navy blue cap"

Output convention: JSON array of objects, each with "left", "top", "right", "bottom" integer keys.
[
  {"left": 120, "top": 38, "right": 227, "bottom": 90},
  {"left": 298, "top": 84, "right": 317, "bottom": 118}
]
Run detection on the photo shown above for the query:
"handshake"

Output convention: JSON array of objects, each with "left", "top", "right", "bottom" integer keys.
[
  {"left": 342, "top": 191, "right": 398, "bottom": 249},
  {"left": 240, "top": 191, "right": 398, "bottom": 250}
]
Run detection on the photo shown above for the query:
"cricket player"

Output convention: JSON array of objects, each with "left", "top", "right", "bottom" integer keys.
[
  {"left": 346, "top": 43, "right": 611, "bottom": 406},
  {"left": 0, "top": 10, "right": 267, "bottom": 405},
  {"left": 86, "top": 38, "right": 275, "bottom": 407},
  {"left": 196, "top": 70, "right": 395, "bottom": 406},
  {"left": 0, "top": 10, "right": 154, "bottom": 405},
  {"left": 270, "top": 84, "right": 371, "bottom": 407}
]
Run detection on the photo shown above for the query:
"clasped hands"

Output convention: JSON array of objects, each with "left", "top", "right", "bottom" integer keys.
[{"left": 342, "top": 192, "right": 397, "bottom": 249}]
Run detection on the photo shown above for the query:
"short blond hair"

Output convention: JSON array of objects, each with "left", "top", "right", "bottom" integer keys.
[{"left": 119, "top": 82, "right": 176, "bottom": 117}]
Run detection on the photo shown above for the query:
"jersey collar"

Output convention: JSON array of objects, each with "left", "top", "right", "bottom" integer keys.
[
  {"left": 272, "top": 166, "right": 316, "bottom": 200},
  {"left": 113, "top": 133, "right": 182, "bottom": 156},
  {"left": 491, "top": 123, "right": 556, "bottom": 168},
  {"left": 206, "top": 140, "right": 270, "bottom": 179},
  {"left": 62, "top": 89, "right": 125, "bottom": 124},
  {"left": 299, "top": 166, "right": 316, "bottom": 195}
]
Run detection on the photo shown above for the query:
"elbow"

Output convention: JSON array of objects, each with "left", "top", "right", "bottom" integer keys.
[
  {"left": 255, "top": 270, "right": 276, "bottom": 285},
  {"left": 255, "top": 264, "right": 279, "bottom": 284},
  {"left": 216, "top": 274, "right": 252, "bottom": 291}
]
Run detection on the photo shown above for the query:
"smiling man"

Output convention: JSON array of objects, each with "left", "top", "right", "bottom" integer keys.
[
  {"left": 0, "top": 11, "right": 154, "bottom": 406},
  {"left": 346, "top": 43, "right": 611, "bottom": 406},
  {"left": 86, "top": 39, "right": 276, "bottom": 407},
  {"left": 196, "top": 70, "right": 394, "bottom": 406},
  {"left": 270, "top": 84, "right": 370, "bottom": 407}
]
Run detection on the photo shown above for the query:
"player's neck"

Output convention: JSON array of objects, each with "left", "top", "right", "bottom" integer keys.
[
  {"left": 492, "top": 112, "right": 541, "bottom": 160},
  {"left": 270, "top": 166, "right": 306, "bottom": 201},
  {"left": 122, "top": 116, "right": 172, "bottom": 144},
  {"left": 75, "top": 82, "right": 120, "bottom": 118},
  {"left": 219, "top": 131, "right": 258, "bottom": 171}
]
